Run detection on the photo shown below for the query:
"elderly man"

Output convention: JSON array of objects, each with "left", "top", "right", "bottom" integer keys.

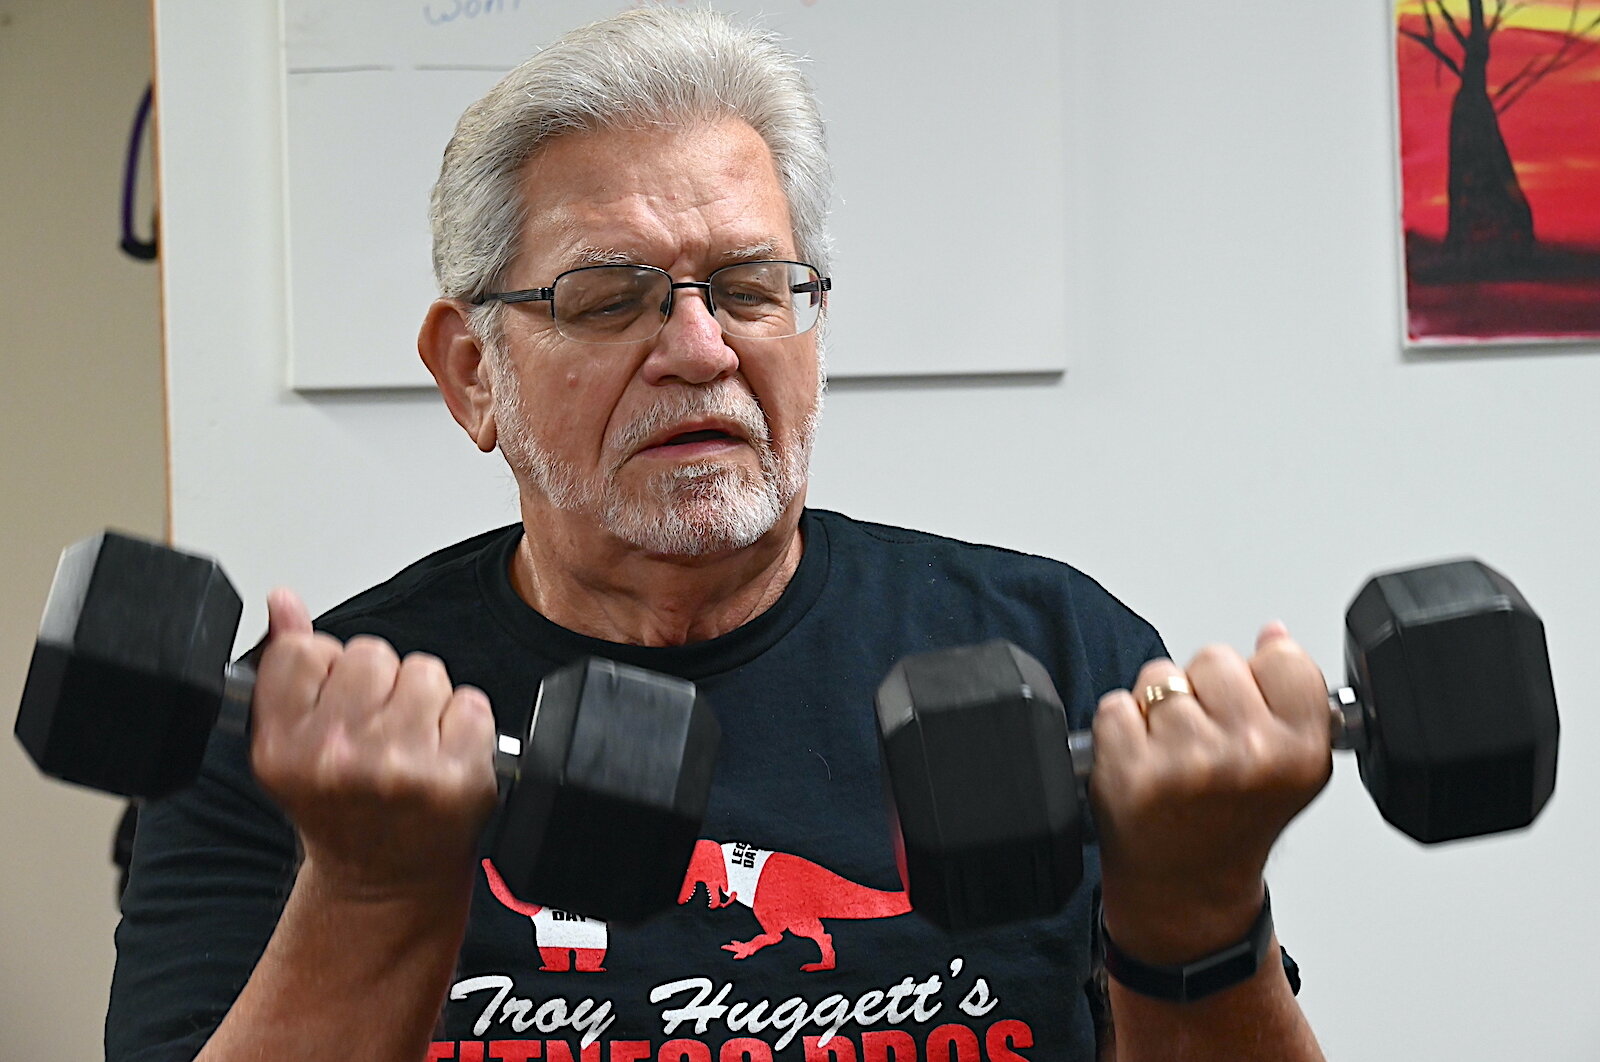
[{"left": 108, "top": 9, "right": 1330, "bottom": 1062}]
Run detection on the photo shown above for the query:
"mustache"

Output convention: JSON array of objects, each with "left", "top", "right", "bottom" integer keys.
[{"left": 610, "top": 384, "right": 772, "bottom": 459}]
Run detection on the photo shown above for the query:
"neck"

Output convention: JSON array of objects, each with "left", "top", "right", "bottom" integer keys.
[{"left": 509, "top": 498, "right": 806, "bottom": 647}]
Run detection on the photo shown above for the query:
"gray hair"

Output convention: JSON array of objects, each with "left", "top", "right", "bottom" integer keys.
[{"left": 429, "top": 7, "right": 833, "bottom": 340}]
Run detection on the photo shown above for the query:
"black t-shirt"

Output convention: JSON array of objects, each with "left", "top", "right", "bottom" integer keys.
[{"left": 107, "top": 510, "right": 1164, "bottom": 1062}]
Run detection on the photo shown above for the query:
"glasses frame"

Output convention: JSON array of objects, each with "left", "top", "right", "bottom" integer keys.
[{"left": 471, "top": 259, "right": 832, "bottom": 344}]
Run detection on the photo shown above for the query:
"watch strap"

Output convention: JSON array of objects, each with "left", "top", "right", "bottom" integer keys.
[{"left": 1101, "top": 887, "right": 1276, "bottom": 1003}]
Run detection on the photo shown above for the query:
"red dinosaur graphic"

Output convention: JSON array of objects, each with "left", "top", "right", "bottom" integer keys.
[
  {"left": 678, "top": 840, "right": 910, "bottom": 972},
  {"left": 482, "top": 859, "right": 608, "bottom": 972}
]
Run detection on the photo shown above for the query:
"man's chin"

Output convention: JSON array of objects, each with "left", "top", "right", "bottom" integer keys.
[
  {"left": 601, "top": 478, "right": 787, "bottom": 558},
  {"left": 609, "top": 506, "right": 775, "bottom": 558}
]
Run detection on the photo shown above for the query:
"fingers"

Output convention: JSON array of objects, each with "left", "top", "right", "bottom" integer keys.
[
  {"left": 318, "top": 635, "right": 402, "bottom": 726},
  {"left": 1248, "top": 630, "right": 1336, "bottom": 802},
  {"left": 268, "top": 623, "right": 470, "bottom": 740},
  {"left": 1089, "top": 687, "right": 1151, "bottom": 821},
  {"left": 1135, "top": 657, "right": 1223, "bottom": 741},
  {"left": 1249, "top": 625, "right": 1331, "bottom": 736},
  {"left": 1126, "top": 632, "right": 1319, "bottom": 737},
  {"left": 261, "top": 607, "right": 489, "bottom": 755},
  {"left": 1108, "top": 653, "right": 1265, "bottom": 747},
  {"left": 1092, "top": 686, "right": 1149, "bottom": 759},
  {"left": 256, "top": 591, "right": 493, "bottom": 776},
  {"left": 1127, "top": 633, "right": 1330, "bottom": 774},
  {"left": 439, "top": 684, "right": 496, "bottom": 764}
]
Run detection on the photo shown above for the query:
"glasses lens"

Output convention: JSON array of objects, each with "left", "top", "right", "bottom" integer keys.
[
  {"left": 552, "top": 266, "right": 670, "bottom": 344},
  {"left": 712, "top": 262, "right": 823, "bottom": 339}
]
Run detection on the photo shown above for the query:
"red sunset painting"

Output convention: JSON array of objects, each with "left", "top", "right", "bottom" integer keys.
[{"left": 1396, "top": 0, "right": 1600, "bottom": 343}]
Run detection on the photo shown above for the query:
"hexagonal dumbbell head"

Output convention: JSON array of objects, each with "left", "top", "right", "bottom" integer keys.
[
  {"left": 491, "top": 657, "right": 720, "bottom": 923},
  {"left": 876, "top": 640, "right": 1083, "bottom": 931},
  {"left": 1345, "top": 559, "right": 1558, "bottom": 843},
  {"left": 15, "top": 531, "right": 242, "bottom": 798}
]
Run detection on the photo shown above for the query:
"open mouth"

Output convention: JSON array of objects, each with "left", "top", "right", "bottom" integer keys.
[{"left": 660, "top": 429, "right": 737, "bottom": 447}]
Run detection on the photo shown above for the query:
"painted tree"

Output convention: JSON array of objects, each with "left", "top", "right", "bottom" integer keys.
[{"left": 1401, "top": 0, "right": 1600, "bottom": 264}]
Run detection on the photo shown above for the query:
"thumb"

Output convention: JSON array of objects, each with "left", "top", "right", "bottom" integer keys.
[
  {"left": 266, "top": 587, "right": 312, "bottom": 641},
  {"left": 1256, "top": 619, "right": 1291, "bottom": 651}
]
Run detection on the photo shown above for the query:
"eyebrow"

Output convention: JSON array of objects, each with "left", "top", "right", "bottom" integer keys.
[
  {"left": 721, "top": 240, "right": 783, "bottom": 262},
  {"left": 569, "top": 246, "right": 639, "bottom": 267}
]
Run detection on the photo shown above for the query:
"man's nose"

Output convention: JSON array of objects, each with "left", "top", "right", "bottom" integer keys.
[{"left": 641, "top": 284, "right": 739, "bottom": 386}]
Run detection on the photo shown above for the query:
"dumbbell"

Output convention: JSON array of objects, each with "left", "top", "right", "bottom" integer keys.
[
  {"left": 14, "top": 529, "right": 720, "bottom": 923},
  {"left": 876, "top": 558, "right": 1559, "bottom": 931}
]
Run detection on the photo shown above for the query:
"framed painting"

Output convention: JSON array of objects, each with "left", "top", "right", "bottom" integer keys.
[{"left": 1395, "top": 1, "right": 1600, "bottom": 344}]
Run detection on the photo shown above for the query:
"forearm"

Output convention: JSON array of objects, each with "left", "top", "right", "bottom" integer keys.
[
  {"left": 196, "top": 860, "right": 473, "bottom": 1062},
  {"left": 1088, "top": 635, "right": 1335, "bottom": 1060}
]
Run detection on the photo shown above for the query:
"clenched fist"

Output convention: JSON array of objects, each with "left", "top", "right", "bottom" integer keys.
[
  {"left": 251, "top": 588, "right": 500, "bottom": 900},
  {"left": 1091, "top": 623, "right": 1333, "bottom": 962}
]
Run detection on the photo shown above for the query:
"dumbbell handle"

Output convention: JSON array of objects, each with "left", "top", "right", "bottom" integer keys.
[
  {"left": 218, "top": 661, "right": 524, "bottom": 794},
  {"left": 1064, "top": 686, "right": 1366, "bottom": 781}
]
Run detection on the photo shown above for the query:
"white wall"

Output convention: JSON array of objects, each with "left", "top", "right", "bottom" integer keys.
[
  {"left": 0, "top": 0, "right": 165, "bottom": 1056},
  {"left": 154, "top": 2, "right": 1599, "bottom": 1059}
]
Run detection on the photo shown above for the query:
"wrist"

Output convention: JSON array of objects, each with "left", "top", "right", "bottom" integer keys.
[
  {"left": 1099, "top": 876, "right": 1267, "bottom": 966},
  {"left": 294, "top": 853, "right": 477, "bottom": 928}
]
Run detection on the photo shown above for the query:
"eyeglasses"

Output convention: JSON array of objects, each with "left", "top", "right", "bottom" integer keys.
[{"left": 473, "top": 260, "right": 832, "bottom": 345}]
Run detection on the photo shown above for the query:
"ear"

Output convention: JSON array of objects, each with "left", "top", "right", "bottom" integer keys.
[{"left": 419, "top": 299, "right": 499, "bottom": 453}]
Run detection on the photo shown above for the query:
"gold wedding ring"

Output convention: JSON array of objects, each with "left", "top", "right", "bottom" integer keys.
[{"left": 1139, "top": 673, "right": 1193, "bottom": 716}]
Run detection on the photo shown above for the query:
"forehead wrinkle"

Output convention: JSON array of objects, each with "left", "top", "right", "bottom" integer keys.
[
  {"left": 515, "top": 120, "right": 797, "bottom": 280},
  {"left": 541, "top": 195, "right": 706, "bottom": 273}
]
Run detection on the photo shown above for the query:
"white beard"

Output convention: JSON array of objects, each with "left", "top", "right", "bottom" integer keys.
[{"left": 491, "top": 367, "right": 822, "bottom": 557}]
